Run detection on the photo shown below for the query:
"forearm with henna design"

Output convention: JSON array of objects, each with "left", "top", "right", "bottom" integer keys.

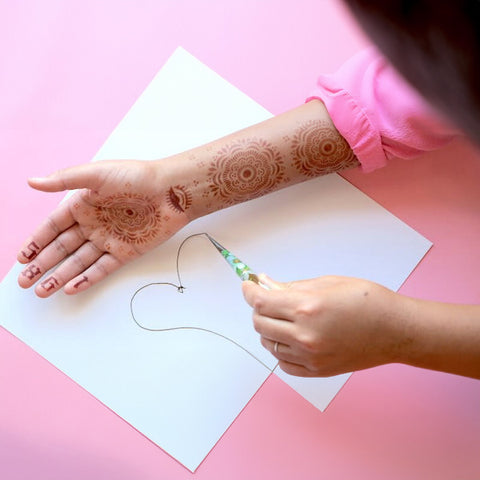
[
  {"left": 158, "top": 100, "right": 359, "bottom": 221},
  {"left": 17, "top": 100, "right": 358, "bottom": 297},
  {"left": 83, "top": 101, "right": 357, "bottom": 250}
]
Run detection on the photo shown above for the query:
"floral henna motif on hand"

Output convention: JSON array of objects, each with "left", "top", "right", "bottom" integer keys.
[
  {"left": 291, "top": 120, "right": 358, "bottom": 176},
  {"left": 207, "top": 138, "right": 285, "bottom": 205},
  {"left": 95, "top": 193, "right": 162, "bottom": 245},
  {"left": 166, "top": 185, "right": 192, "bottom": 213}
]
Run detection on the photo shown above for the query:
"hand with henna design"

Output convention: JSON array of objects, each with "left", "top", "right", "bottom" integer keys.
[
  {"left": 18, "top": 101, "right": 359, "bottom": 297},
  {"left": 18, "top": 160, "right": 190, "bottom": 297}
]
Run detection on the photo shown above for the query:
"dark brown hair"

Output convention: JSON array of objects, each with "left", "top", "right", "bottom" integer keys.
[{"left": 344, "top": 0, "right": 480, "bottom": 144}]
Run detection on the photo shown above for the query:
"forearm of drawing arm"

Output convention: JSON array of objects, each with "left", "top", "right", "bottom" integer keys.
[
  {"left": 393, "top": 296, "right": 480, "bottom": 379},
  {"left": 154, "top": 99, "right": 359, "bottom": 221}
]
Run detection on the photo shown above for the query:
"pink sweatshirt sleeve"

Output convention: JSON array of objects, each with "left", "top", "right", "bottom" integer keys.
[{"left": 308, "top": 48, "right": 461, "bottom": 172}]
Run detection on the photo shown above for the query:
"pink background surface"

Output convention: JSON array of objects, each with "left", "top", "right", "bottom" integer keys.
[{"left": 1, "top": 1, "right": 479, "bottom": 478}]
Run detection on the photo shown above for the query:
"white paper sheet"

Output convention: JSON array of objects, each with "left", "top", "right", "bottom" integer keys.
[{"left": 0, "top": 47, "right": 432, "bottom": 471}]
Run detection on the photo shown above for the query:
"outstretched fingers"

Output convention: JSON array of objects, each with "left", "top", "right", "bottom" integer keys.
[
  {"left": 17, "top": 203, "right": 78, "bottom": 265},
  {"left": 18, "top": 224, "right": 88, "bottom": 289},
  {"left": 63, "top": 254, "right": 124, "bottom": 295},
  {"left": 31, "top": 249, "right": 123, "bottom": 298}
]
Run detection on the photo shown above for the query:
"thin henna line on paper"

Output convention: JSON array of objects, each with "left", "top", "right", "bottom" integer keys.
[{"left": 129, "top": 233, "right": 274, "bottom": 372}]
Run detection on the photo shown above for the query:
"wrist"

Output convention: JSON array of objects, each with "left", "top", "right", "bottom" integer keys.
[
  {"left": 148, "top": 155, "right": 196, "bottom": 230},
  {"left": 366, "top": 286, "right": 420, "bottom": 366},
  {"left": 153, "top": 148, "right": 213, "bottom": 222},
  {"left": 384, "top": 293, "right": 421, "bottom": 365},
  {"left": 394, "top": 299, "right": 480, "bottom": 378}
]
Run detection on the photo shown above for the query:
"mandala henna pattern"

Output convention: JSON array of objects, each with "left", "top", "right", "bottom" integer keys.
[
  {"left": 95, "top": 193, "right": 162, "bottom": 245},
  {"left": 291, "top": 120, "right": 358, "bottom": 176},
  {"left": 207, "top": 138, "right": 285, "bottom": 205}
]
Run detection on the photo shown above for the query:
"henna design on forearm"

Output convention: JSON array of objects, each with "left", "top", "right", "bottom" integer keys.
[
  {"left": 95, "top": 193, "right": 162, "bottom": 245},
  {"left": 166, "top": 185, "right": 192, "bottom": 213},
  {"left": 291, "top": 120, "right": 358, "bottom": 176},
  {"left": 21, "top": 241, "right": 40, "bottom": 261},
  {"left": 22, "top": 263, "right": 41, "bottom": 280},
  {"left": 206, "top": 138, "right": 285, "bottom": 205},
  {"left": 40, "top": 275, "right": 59, "bottom": 291}
]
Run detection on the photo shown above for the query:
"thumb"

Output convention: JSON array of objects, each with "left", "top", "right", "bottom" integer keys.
[
  {"left": 28, "top": 162, "right": 107, "bottom": 192},
  {"left": 242, "top": 275, "right": 292, "bottom": 317},
  {"left": 256, "top": 273, "right": 286, "bottom": 290}
]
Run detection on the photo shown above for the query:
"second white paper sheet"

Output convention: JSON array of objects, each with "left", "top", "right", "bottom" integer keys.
[{"left": 0, "top": 48, "right": 431, "bottom": 471}]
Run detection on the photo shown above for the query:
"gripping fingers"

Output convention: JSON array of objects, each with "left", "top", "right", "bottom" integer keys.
[
  {"left": 242, "top": 280, "right": 298, "bottom": 320},
  {"left": 261, "top": 337, "right": 296, "bottom": 362},
  {"left": 276, "top": 360, "right": 320, "bottom": 378},
  {"left": 252, "top": 312, "right": 294, "bottom": 345},
  {"left": 260, "top": 336, "right": 315, "bottom": 377}
]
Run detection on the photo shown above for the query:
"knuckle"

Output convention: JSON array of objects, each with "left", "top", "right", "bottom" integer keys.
[
  {"left": 278, "top": 361, "right": 296, "bottom": 376},
  {"left": 306, "top": 358, "right": 323, "bottom": 373},
  {"left": 251, "top": 296, "right": 266, "bottom": 313},
  {"left": 71, "top": 252, "right": 86, "bottom": 270},
  {"left": 296, "top": 332, "right": 319, "bottom": 353},
  {"left": 252, "top": 315, "right": 263, "bottom": 334},
  {"left": 73, "top": 225, "right": 86, "bottom": 242},
  {"left": 94, "top": 260, "right": 109, "bottom": 276},
  {"left": 87, "top": 241, "right": 102, "bottom": 257},
  {"left": 309, "top": 363, "right": 331, "bottom": 377},
  {"left": 54, "top": 238, "right": 68, "bottom": 257},
  {"left": 294, "top": 299, "right": 320, "bottom": 322},
  {"left": 46, "top": 216, "right": 60, "bottom": 236}
]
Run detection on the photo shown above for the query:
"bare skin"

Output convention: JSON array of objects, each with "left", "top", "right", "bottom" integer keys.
[
  {"left": 243, "top": 275, "right": 480, "bottom": 379},
  {"left": 17, "top": 99, "right": 480, "bottom": 380},
  {"left": 17, "top": 100, "right": 358, "bottom": 297}
]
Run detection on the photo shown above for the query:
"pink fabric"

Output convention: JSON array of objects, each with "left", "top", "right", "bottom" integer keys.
[{"left": 308, "top": 48, "right": 461, "bottom": 172}]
